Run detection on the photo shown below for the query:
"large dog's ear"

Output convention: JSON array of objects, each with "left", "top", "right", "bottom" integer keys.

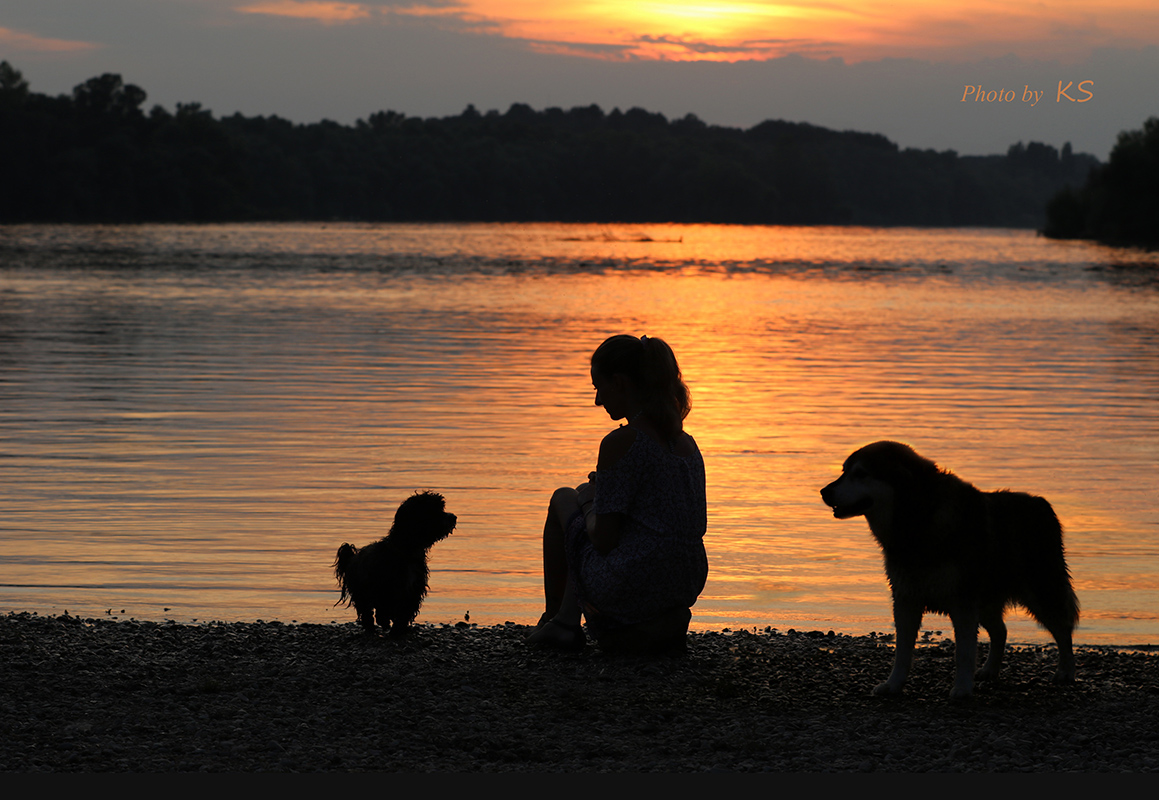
[
  {"left": 881, "top": 458, "right": 918, "bottom": 491},
  {"left": 883, "top": 447, "right": 942, "bottom": 521}
]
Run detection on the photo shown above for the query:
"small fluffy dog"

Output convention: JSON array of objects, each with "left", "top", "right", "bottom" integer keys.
[
  {"left": 820, "top": 441, "right": 1078, "bottom": 700},
  {"left": 333, "top": 491, "right": 456, "bottom": 637}
]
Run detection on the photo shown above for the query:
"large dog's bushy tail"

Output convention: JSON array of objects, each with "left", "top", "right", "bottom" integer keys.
[
  {"left": 333, "top": 543, "right": 358, "bottom": 607},
  {"left": 1037, "top": 496, "right": 1080, "bottom": 631},
  {"left": 1003, "top": 492, "right": 1080, "bottom": 632}
]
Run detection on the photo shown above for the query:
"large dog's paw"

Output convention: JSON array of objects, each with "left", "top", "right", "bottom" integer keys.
[
  {"left": 975, "top": 665, "right": 1000, "bottom": 682},
  {"left": 948, "top": 684, "right": 975, "bottom": 702},
  {"left": 872, "top": 680, "right": 904, "bottom": 697}
]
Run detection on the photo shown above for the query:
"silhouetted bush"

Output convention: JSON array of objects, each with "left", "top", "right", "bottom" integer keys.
[{"left": 1044, "top": 117, "right": 1159, "bottom": 247}]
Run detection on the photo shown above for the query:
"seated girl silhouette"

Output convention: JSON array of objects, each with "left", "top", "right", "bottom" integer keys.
[{"left": 528, "top": 334, "right": 708, "bottom": 652}]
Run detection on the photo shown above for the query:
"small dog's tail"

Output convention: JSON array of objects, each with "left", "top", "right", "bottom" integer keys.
[{"left": 333, "top": 543, "right": 358, "bottom": 607}]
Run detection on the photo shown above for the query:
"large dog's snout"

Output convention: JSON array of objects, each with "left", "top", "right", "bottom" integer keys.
[
  {"left": 820, "top": 479, "right": 838, "bottom": 507},
  {"left": 820, "top": 471, "right": 873, "bottom": 519}
]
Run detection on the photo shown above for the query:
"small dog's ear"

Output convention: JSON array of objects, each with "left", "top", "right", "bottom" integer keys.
[{"left": 334, "top": 542, "right": 357, "bottom": 568}]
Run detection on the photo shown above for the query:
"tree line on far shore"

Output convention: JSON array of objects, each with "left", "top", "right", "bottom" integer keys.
[
  {"left": 1, "top": 61, "right": 1103, "bottom": 229},
  {"left": 1042, "top": 117, "right": 1159, "bottom": 248}
]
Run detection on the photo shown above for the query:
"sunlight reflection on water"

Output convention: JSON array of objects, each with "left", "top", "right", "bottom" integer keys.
[{"left": 2, "top": 223, "right": 1158, "bottom": 643}]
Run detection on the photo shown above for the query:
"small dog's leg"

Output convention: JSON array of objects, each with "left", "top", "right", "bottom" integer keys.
[
  {"left": 977, "top": 607, "right": 1007, "bottom": 681},
  {"left": 875, "top": 598, "right": 922, "bottom": 696},
  {"left": 949, "top": 608, "right": 979, "bottom": 700}
]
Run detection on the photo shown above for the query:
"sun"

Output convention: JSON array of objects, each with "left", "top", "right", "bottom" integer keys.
[{"left": 235, "top": 1, "right": 1159, "bottom": 63}]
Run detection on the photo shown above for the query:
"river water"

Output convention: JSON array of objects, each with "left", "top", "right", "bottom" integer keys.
[{"left": 2, "top": 222, "right": 1157, "bottom": 644}]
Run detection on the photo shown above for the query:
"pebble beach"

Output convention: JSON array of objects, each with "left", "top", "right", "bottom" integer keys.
[{"left": 2, "top": 612, "right": 1157, "bottom": 772}]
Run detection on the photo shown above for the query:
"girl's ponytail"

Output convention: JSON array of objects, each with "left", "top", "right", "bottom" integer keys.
[{"left": 592, "top": 334, "right": 690, "bottom": 440}]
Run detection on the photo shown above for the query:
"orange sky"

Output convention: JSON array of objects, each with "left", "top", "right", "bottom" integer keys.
[{"left": 235, "top": 0, "right": 1159, "bottom": 62}]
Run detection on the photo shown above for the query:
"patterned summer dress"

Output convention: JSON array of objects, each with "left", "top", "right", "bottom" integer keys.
[{"left": 566, "top": 427, "right": 708, "bottom": 626}]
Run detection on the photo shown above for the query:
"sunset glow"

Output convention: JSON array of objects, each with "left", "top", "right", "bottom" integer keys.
[
  {"left": 0, "top": 26, "right": 100, "bottom": 53},
  {"left": 236, "top": 1, "right": 372, "bottom": 24},
  {"left": 232, "top": 0, "right": 1159, "bottom": 62},
  {"left": 484, "top": 1, "right": 834, "bottom": 60}
]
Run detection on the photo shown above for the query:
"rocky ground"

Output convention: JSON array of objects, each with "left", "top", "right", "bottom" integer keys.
[{"left": 2, "top": 612, "right": 1157, "bottom": 772}]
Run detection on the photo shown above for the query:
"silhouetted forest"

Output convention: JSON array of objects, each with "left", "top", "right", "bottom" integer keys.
[
  {"left": 1043, "top": 117, "right": 1159, "bottom": 248},
  {"left": 1, "top": 62, "right": 1099, "bottom": 227}
]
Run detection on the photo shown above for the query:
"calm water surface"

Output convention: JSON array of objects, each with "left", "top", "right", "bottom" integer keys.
[{"left": 2, "top": 223, "right": 1158, "bottom": 644}]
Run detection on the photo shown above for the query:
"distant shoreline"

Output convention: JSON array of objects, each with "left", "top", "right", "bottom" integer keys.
[{"left": 1, "top": 63, "right": 1097, "bottom": 230}]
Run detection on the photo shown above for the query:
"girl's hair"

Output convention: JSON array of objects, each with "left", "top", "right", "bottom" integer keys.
[{"left": 591, "top": 334, "right": 691, "bottom": 439}]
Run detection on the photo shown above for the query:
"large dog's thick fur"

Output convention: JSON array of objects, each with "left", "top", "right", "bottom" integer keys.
[
  {"left": 820, "top": 441, "right": 1078, "bottom": 699},
  {"left": 333, "top": 491, "right": 456, "bottom": 637}
]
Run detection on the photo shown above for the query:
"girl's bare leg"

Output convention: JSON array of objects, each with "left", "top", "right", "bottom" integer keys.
[
  {"left": 528, "top": 487, "right": 584, "bottom": 646},
  {"left": 540, "top": 487, "right": 574, "bottom": 620}
]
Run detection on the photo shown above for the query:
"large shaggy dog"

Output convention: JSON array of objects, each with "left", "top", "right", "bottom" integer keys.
[
  {"left": 820, "top": 441, "right": 1078, "bottom": 699},
  {"left": 334, "top": 491, "right": 456, "bottom": 637}
]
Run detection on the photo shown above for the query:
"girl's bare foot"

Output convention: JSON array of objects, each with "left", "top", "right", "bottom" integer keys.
[{"left": 526, "top": 619, "right": 586, "bottom": 650}]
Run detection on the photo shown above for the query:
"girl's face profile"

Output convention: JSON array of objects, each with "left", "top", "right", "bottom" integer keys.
[{"left": 591, "top": 368, "right": 630, "bottom": 421}]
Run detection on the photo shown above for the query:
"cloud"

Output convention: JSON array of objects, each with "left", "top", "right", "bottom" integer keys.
[
  {"left": 0, "top": 26, "right": 101, "bottom": 53},
  {"left": 235, "top": 1, "right": 374, "bottom": 24},
  {"left": 629, "top": 33, "right": 842, "bottom": 61}
]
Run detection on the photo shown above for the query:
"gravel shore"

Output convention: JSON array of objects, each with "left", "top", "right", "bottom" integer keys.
[{"left": 2, "top": 612, "right": 1157, "bottom": 772}]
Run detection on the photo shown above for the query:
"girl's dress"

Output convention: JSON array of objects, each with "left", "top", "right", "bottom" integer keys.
[{"left": 566, "top": 428, "right": 708, "bottom": 625}]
